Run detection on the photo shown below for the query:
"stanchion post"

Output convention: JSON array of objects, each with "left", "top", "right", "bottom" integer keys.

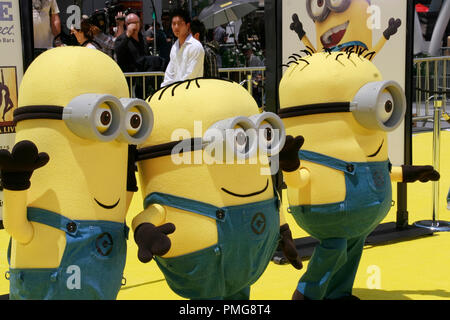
[{"left": 414, "top": 99, "right": 450, "bottom": 231}]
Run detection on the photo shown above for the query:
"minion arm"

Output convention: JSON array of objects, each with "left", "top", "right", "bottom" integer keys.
[
  {"left": 132, "top": 203, "right": 167, "bottom": 232},
  {"left": 3, "top": 190, "right": 34, "bottom": 244},
  {"left": 283, "top": 167, "right": 311, "bottom": 189},
  {"left": 391, "top": 165, "right": 440, "bottom": 183}
]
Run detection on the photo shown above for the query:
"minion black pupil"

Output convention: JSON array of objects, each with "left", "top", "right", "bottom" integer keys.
[
  {"left": 265, "top": 128, "right": 272, "bottom": 141},
  {"left": 385, "top": 100, "right": 393, "bottom": 113},
  {"left": 318, "top": 0, "right": 324, "bottom": 7},
  {"left": 130, "top": 114, "right": 141, "bottom": 128},
  {"left": 101, "top": 111, "right": 111, "bottom": 125}
]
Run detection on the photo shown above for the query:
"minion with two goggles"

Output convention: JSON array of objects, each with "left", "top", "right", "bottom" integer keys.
[
  {"left": 278, "top": 52, "right": 439, "bottom": 300},
  {"left": 131, "top": 78, "right": 302, "bottom": 300},
  {"left": 290, "top": 0, "right": 402, "bottom": 59},
  {"left": 0, "top": 47, "right": 153, "bottom": 299}
]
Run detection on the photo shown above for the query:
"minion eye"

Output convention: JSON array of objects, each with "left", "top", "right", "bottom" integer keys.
[
  {"left": 327, "top": 0, "right": 351, "bottom": 12},
  {"left": 376, "top": 90, "right": 394, "bottom": 123},
  {"left": 260, "top": 122, "right": 274, "bottom": 144},
  {"left": 95, "top": 104, "right": 113, "bottom": 133},
  {"left": 126, "top": 108, "right": 143, "bottom": 136},
  {"left": 311, "top": 0, "right": 326, "bottom": 16},
  {"left": 234, "top": 127, "right": 249, "bottom": 153}
]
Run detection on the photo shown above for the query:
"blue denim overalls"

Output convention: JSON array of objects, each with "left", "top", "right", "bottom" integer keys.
[
  {"left": 143, "top": 192, "right": 280, "bottom": 300},
  {"left": 7, "top": 207, "right": 128, "bottom": 300},
  {"left": 288, "top": 150, "right": 392, "bottom": 300}
]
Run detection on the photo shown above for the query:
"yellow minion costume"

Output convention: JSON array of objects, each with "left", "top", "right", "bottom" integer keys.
[{"left": 0, "top": 47, "right": 153, "bottom": 299}]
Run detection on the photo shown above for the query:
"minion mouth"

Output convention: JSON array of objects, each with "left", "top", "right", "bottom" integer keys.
[
  {"left": 94, "top": 198, "right": 120, "bottom": 209},
  {"left": 321, "top": 21, "right": 349, "bottom": 48},
  {"left": 221, "top": 179, "right": 269, "bottom": 198},
  {"left": 367, "top": 140, "right": 384, "bottom": 158}
]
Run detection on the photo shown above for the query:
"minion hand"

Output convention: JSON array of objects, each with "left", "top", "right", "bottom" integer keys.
[
  {"left": 279, "top": 135, "right": 305, "bottom": 172},
  {"left": 0, "top": 140, "right": 49, "bottom": 191},
  {"left": 383, "top": 18, "right": 402, "bottom": 40},
  {"left": 134, "top": 222, "right": 176, "bottom": 263},
  {"left": 402, "top": 165, "right": 440, "bottom": 183},
  {"left": 279, "top": 224, "right": 303, "bottom": 270},
  {"left": 290, "top": 14, "right": 306, "bottom": 40}
]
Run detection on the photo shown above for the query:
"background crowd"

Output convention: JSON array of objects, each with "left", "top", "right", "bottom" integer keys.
[{"left": 32, "top": 0, "right": 266, "bottom": 100}]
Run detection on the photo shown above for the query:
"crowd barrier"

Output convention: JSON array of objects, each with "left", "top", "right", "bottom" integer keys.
[
  {"left": 413, "top": 56, "right": 450, "bottom": 125},
  {"left": 124, "top": 66, "right": 266, "bottom": 107},
  {"left": 413, "top": 55, "right": 450, "bottom": 231}
]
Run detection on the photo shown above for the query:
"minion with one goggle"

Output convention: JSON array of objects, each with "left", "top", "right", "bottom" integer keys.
[{"left": 278, "top": 52, "right": 439, "bottom": 300}]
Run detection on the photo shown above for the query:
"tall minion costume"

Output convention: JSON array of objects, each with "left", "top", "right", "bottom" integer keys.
[
  {"left": 132, "top": 78, "right": 302, "bottom": 300},
  {"left": 278, "top": 52, "right": 439, "bottom": 300},
  {"left": 0, "top": 47, "right": 153, "bottom": 299},
  {"left": 290, "top": 0, "right": 402, "bottom": 59}
]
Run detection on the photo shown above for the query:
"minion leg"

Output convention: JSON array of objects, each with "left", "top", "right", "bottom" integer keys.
[
  {"left": 297, "top": 238, "right": 347, "bottom": 300},
  {"left": 223, "top": 286, "right": 250, "bottom": 300},
  {"left": 323, "top": 235, "right": 366, "bottom": 299}
]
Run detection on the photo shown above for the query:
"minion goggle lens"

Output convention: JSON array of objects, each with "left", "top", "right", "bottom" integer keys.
[
  {"left": 136, "top": 112, "right": 286, "bottom": 162},
  {"left": 307, "top": 0, "right": 352, "bottom": 22},
  {"left": 13, "top": 94, "right": 154, "bottom": 144},
  {"left": 279, "top": 81, "right": 406, "bottom": 132}
]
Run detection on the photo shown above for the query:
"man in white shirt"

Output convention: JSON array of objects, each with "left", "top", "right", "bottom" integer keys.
[
  {"left": 32, "top": 0, "right": 61, "bottom": 49},
  {"left": 161, "top": 9, "right": 204, "bottom": 87}
]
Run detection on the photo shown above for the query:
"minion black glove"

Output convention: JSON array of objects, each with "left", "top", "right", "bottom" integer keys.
[
  {"left": 383, "top": 18, "right": 401, "bottom": 40},
  {"left": 402, "top": 165, "right": 440, "bottom": 183},
  {"left": 290, "top": 14, "right": 306, "bottom": 40},
  {"left": 279, "top": 223, "right": 303, "bottom": 270},
  {"left": 134, "top": 222, "right": 176, "bottom": 263},
  {"left": 279, "top": 135, "right": 304, "bottom": 172},
  {"left": 0, "top": 140, "right": 49, "bottom": 191}
]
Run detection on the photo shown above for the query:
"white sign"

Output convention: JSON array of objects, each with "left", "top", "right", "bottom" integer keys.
[
  {"left": 282, "top": 0, "right": 408, "bottom": 165},
  {"left": 0, "top": 0, "right": 24, "bottom": 225}
]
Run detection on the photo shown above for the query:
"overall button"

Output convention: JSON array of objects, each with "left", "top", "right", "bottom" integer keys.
[
  {"left": 216, "top": 209, "right": 225, "bottom": 220},
  {"left": 346, "top": 164, "right": 354, "bottom": 173},
  {"left": 66, "top": 222, "right": 77, "bottom": 233},
  {"left": 50, "top": 272, "right": 58, "bottom": 282}
]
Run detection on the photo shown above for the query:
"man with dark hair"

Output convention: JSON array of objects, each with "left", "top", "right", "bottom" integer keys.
[
  {"left": 161, "top": 9, "right": 204, "bottom": 87},
  {"left": 190, "top": 19, "right": 219, "bottom": 78}
]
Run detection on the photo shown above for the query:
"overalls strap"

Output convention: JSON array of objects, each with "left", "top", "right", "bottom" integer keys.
[
  {"left": 299, "top": 150, "right": 356, "bottom": 175},
  {"left": 144, "top": 192, "right": 227, "bottom": 222}
]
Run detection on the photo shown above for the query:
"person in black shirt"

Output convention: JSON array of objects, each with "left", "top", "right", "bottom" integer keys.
[{"left": 114, "top": 13, "right": 150, "bottom": 73}]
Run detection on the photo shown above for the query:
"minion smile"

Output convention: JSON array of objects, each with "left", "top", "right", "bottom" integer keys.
[
  {"left": 94, "top": 198, "right": 120, "bottom": 209},
  {"left": 321, "top": 21, "right": 349, "bottom": 48},
  {"left": 367, "top": 140, "right": 384, "bottom": 158},
  {"left": 221, "top": 179, "right": 269, "bottom": 198}
]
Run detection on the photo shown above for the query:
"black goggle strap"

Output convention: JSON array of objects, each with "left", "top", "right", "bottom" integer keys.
[
  {"left": 278, "top": 102, "right": 351, "bottom": 119},
  {"left": 13, "top": 105, "right": 64, "bottom": 123},
  {"left": 136, "top": 137, "right": 204, "bottom": 161}
]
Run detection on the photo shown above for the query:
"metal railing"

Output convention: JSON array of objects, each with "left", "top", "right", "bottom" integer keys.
[
  {"left": 124, "top": 66, "right": 266, "bottom": 107},
  {"left": 413, "top": 56, "right": 450, "bottom": 127}
]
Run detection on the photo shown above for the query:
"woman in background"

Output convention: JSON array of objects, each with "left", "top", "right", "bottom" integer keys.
[{"left": 71, "top": 18, "right": 100, "bottom": 50}]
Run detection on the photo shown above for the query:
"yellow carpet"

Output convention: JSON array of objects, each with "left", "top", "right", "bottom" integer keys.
[{"left": 1, "top": 131, "right": 449, "bottom": 300}]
